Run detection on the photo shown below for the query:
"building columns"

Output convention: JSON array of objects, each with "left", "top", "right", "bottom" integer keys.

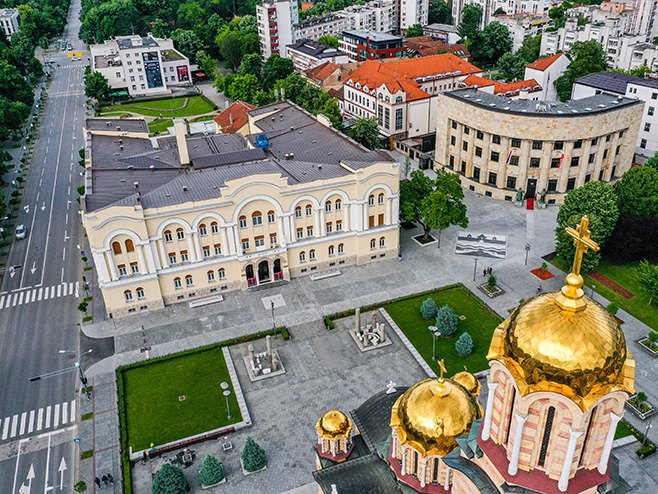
[
  {"left": 314, "top": 209, "right": 321, "bottom": 237},
  {"left": 136, "top": 244, "right": 147, "bottom": 273},
  {"left": 138, "top": 243, "right": 155, "bottom": 273},
  {"left": 319, "top": 209, "right": 326, "bottom": 237},
  {"left": 233, "top": 225, "right": 242, "bottom": 255},
  {"left": 558, "top": 428, "right": 584, "bottom": 492},
  {"left": 220, "top": 228, "right": 229, "bottom": 255},
  {"left": 92, "top": 251, "right": 110, "bottom": 283},
  {"left": 157, "top": 239, "right": 169, "bottom": 269},
  {"left": 444, "top": 465, "right": 450, "bottom": 490},
  {"left": 481, "top": 380, "right": 499, "bottom": 440},
  {"left": 187, "top": 232, "right": 199, "bottom": 262},
  {"left": 277, "top": 217, "right": 286, "bottom": 247},
  {"left": 420, "top": 460, "right": 428, "bottom": 488},
  {"left": 401, "top": 449, "right": 408, "bottom": 475},
  {"left": 343, "top": 204, "right": 350, "bottom": 231},
  {"left": 598, "top": 412, "right": 622, "bottom": 474},
  {"left": 508, "top": 412, "right": 529, "bottom": 475},
  {"left": 225, "top": 225, "right": 237, "bottom": 255},
  {"left": 106, "top": 251, "right": 119, "bottom": 281},
  {"left": 149, "top": 241, "right": 161, "bottom": 271}
]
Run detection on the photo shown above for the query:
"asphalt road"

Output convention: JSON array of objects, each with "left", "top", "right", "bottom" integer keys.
[{"left": 0, "top": 0, "right": 89, "bottom": 490}]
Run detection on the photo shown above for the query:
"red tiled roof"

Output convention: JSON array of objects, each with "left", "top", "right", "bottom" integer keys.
[
  {"left": 404, "top": 36, "right": 470, "bottom": 59},
  {"left": 347, "top": 54, "right": 481, "bottom": 101},
  {"left": 462, "top": 75, "right": 541, "bottom": 95},
  {"left": 213, "top": 101, "right": 256, "bottom": 134},
  {"left": 527, "top": 52, "right": 566, "bottom": 71},
  {"left": 305, "top": 61, "right": 340, "bottom": 82}
]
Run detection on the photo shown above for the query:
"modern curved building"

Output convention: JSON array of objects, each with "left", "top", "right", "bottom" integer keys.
[{"left": 434, "top": 89, "right": 643, "bottom": 203}]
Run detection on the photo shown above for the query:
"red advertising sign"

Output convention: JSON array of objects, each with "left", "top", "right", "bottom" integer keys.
[{"left": 177, "top": 65, "right": 189, "bottom": 82}]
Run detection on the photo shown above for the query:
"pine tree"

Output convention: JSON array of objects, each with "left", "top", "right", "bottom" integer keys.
[
  {"left": 455, "top": 332, "right": 474, "bottom": 357},
  {"left": 435, "top": 305, "right": 458, "bottom": 337},
  {"left": 199, "top": 455, "right": 224, "bottom": 486},
  {"left": 242, "top": 437, "right": 267, "bottom": 472},
  {"left": 420, "top": 298, "right": 438, "bottom": 320},
  {"left": 151, "top": 464, "right": 189, "bottom": 494}
]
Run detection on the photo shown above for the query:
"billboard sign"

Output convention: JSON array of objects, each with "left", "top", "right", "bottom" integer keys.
[
  {"left": 142, "top": 52, "right": 163, "bottom": 89},
  {"left": 177, "top": 65, "right": 189, "bottom": 82}
]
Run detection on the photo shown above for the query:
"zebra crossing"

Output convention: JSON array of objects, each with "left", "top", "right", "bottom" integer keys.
[
  {"left": 0, "top": 400, "right": 76, "bottom": 441},
  {"left": 0, "top": 282, "right": 79, "bottom": 310}
]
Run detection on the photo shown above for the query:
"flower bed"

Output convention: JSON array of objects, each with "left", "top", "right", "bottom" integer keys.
[
  {"left": 530, "top": 268, "right": 554, "bottom": 280},
  {"left": 625, "top": 394, "right": 658, "bottom": 420},
  {"left": 589, "top": 270, "right": 634, "bottom": 299},
  {"left": 478, "top": 283, "right": 505, "bottom": 299},
  {"left": 638, "top": 337, "right": 658, "bottom": 357}
]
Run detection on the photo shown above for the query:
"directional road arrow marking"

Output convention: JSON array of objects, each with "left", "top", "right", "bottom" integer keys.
[
  {"left": 30, "top": 262, "right": 36, "bottom": 274},
  {"left": 18, "top": 464, "right": 35, "bottom": 494},
  {"left": 58, "top": 457, "right": 67, "bottom": 490},
  {"left": 24, "top": 205, "right": 30, "bottom": 214},
  {"left": 41, "top": 202, "right": 46, "bottom": 211}
]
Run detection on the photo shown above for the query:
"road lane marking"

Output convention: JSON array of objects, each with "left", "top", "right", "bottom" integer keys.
[
  {"left": 19, "top": 412, "right": 27, "bottom": 435},
  {"left": 18, "top": 291, "right": 24, "bottom": 305},
  {"left": 53, "top": 404, "right": 60, "bottom": 428},
  {"left": 62, "top": 402, "right": 68, "bottom": 424},
  {"left": 0, "top": 295, "right": 4, "bottom": 308},
  {"left": 37, "top": 408, "right": 43, "bottom": 431},
  {"left": 56, "top": 284, "right": 62, "bottom": 297},
  {"left": 1, "top": 416, "right": 9, "bottom": 439},
  {"left": 37, "top": 287, "right": 43, "bottom": 300},
  {"left": 10, "top": 414, "right": 18, "bottom": 437},
  {"left": 45, "top": 406, "right": 51, "bottom": 428},
  {"left": 70, "top": 400, "right": 76, "bottom": 421},
  {"left": 28, "top": 410, "right": 35, "bottom": 433}
]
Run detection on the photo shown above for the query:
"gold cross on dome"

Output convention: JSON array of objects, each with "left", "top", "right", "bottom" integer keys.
[
  {"left": 565, "top": 216, "right": 600, "bottom": 277},
  {"left": 437, "top": 359, "right": 447, "bottom": 381}
]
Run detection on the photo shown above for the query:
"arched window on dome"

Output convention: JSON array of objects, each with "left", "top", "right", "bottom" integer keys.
[
  {"left": 538, "top": 406, "right": 556, "bottom": 467},
  {"left": 578, "top": 405, "right": 597, "bottom": 467},
  {"left": 503, "top": 387, "right": 516, "bottom": 445}
]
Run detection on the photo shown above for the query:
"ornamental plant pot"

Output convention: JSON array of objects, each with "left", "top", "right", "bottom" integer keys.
[
  {"left": 625, "top": 394, "right": 658, "bottom": 420},
  {"left": 201, "top": 478, "right": 226, "bottom": 490},
  {"left": 638, "top": 337, "right": 658, "bottom": 357},
  {"left": 477, "top": 283, "right": 505, "bottom": 299}
]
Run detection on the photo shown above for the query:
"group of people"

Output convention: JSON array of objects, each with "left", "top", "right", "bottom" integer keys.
[
  {"left": 94, "top": 474, "right": 114, "bottom": 489},
  {"left": 482, "top": 266, "right": 494, "bottom": 276}
]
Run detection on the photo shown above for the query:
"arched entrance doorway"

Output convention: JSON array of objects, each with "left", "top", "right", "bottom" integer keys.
[
  {"left": 246, "top": 264, "right": 257, "bottom": 287},
  {"left": 258, "top": 260, "right": 270, "bottom": 283},
  {"left": 273, "top": 259, "right": 283, "bottom": 281}
]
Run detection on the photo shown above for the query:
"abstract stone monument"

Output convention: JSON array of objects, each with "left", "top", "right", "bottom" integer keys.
[
  {"left": 243, "top": 335, "right": 286, "bottom": 382},
  {"left": 350, "top": 309, "right": 392, "bottom": 352}
]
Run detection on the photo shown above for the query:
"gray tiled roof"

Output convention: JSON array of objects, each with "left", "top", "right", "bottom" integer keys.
[
  {"left": 86, "top": 118, "right": 148, "bottom": 133},
  {"left": 85, "top": 102, "right": 391, "bottom": 213},
  {"left": 575, "top": 71, "right": 658, "bottom": 93},
  {"left": 286, "top": 38, "right": 348, "bottom": 59},
  {"left": 312, "top": 453, "right": 402, "bottom": 494},
  {"left": 445, "top": 88, "right": 642, "bottom": 116}
]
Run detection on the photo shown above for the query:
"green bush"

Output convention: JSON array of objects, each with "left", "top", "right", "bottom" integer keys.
[
  {"left": 637, "top": 443, "right": 657, "bottom": 458},
  {"left": 487, "top": 275, "right": 497, "bottom": 291},
  {"left": 152, "top": 464, "right": 189, "bottom": 494},
  {"left": 241, "top": 437, "right": 267, "bottom": 472},
  {"left": 435, "top": 305, "right": 458, "bottom": 337},
  {"left": 199, "top": 455, "right": 224, "bottom": 486},
  {"left": 649, "top": 331, "right": 658, "bottom": 344},
  {"left": 74, "top": 481, "right": 87, "bottom": 493},
  {"left": 455, "top": 332, "right": 474, "bottom": 357},
  {"left": 420, "top": 297, "right": 438, "bottom": 320},
  {"left": 607, "top": 303, "right": 619, "bottom": 315}
]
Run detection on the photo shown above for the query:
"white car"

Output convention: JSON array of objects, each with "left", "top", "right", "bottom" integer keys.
[{"left": 15, "top": 225, "right": 26, "bottom": 240}]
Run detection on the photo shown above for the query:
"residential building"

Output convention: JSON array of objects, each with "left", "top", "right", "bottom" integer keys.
[
  {"left": 294, "top": 13, "right": 350, "bottom": 41},
  {"left": 494, "top": 13, "right": 553, "bottom": 51},
  {"left": 452, "top": 0, "right": 551, "bottom": 30},
  {"left": 312, "top": 246, "right": 635, "bottom": 494},
  {"left": 400, "top": 0, "right": 429, "bottom": 31},
  {"left": 303, "top": 61, "right": 362, "bottom": 94},
  {"left": 341, "top": 0, "right": 398, "bottom": 33},
  {"left": 339, "top": 30, "right": 406, "bottom": 61},
  {"left": 629, "top": 0, "right": 658, "bottom": 38},
  {"left": 0, "top": 8, "right": 20, "bottom": 38},
  {"left": 404, "top": 36, "right": 471, "bottom": 60},
  {"left": 616, "top": 41, "right": 658, "bottom": 70},
  {"left": 89, "top": 34, "right": 192, "bottom": 97},
  {"left": 213, "top": 101, "right": 256, "bottom": 135},
  {"left": 460, "top": 74, "right": 544, "bottom": 99},
  {"left": 82, "top": 102, "right": 400, "bottom": 318},
  {"left": 343, "top": 54, "right": 482, "bottom": 141},
  {"left": 423, "top": 23, "right": 461, "bottom": 44},
  {"left": 524, "top": 52, "right": 570, "bottom": 101},
  {"left": 573, "top": 71, "right": 658, "bottom": 158},
  {"left": 435, "top": 88, "right": 642, "bottom": 202},
  {"left": 256, "top": 0, "right": 299, "bottom": 59},
  {"left": 286, "top": 39, "right": 350, "bottom": 72}
]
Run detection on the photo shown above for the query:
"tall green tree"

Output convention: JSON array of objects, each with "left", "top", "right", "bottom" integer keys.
[
  {"left": 198, "top": 455, "right": 224, "bottom": 486},
  {"left": 84, "top": 68, "right": 111, "bottom": 101},
  {"left": 227, "top": 74, "right": 260, "bottom": 104},
  {"left": 348, "top": 118, "right": 381, "bottom": 150},
  {"left": 429, "top": 0, "right": 452, "bottom": 24},
  {"left": 459, "top": 4, "right": 482, "bottom": 40},
  {"left": 645, "top": 152, "right": 658, "bottom": 171},
  {"left": 151, "top": 464, "right": 189, "bottom": 494},
  {"left": 613, "top": 165, "right": 658, "bottom": 218},
  {"left": 318, "top": 35, "right": 339, "bottom": 48},
  {"left": 242, "top": 437, "right": 267, "bottom": 472},
  {"left": 469, "top": 22, "right": 512, "bottom": 67},
  {"left": 217, "top": 31, "right": 242, "bottom": 71},
  {"left": 406, "top": 24, "right": 424, "bottom": 38},
  {"left": 239, "top": 53, "right": 263, "bottom": 77},
  {"left": 555, "top": 181, "right": 619, "bottom": 273},
  {"left": 554, "top": 40, "right": 607, "bottom": 101},
  {"left": 262, "top": 55, "right": 294, "bottom": 89},
  {"left": 0, "top": 60, "right": 34, "bottom": 106},
  {"left": 170, "top": 29, "right": 203, "bottom": 62},
  {"left": 497, "top": 52, "right": 526, "bottom": 80},
  {"left": 79, "top": 0, "right": 144, "bottom": 44},
  {"left": 635, "top": 260, "right": 658, "bottom": 305}
]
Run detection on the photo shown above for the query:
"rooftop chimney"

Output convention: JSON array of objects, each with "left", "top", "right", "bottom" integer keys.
[{"left": 173, "top": 118, "right": 190, "bottom": 166}]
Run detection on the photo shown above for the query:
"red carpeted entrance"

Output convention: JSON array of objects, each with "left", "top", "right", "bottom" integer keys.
[{"left": 526, "top": 198, "right": 535, "bottom": 210}]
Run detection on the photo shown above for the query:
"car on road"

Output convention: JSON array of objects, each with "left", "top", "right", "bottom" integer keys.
[
  {"left": 15, "top": 224, "right": 26, "bottom": 240},
  {"left": 72, "top": 57, "right": 80, "bottom": 61}
]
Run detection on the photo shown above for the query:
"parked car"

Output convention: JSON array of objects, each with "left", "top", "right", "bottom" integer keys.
[{"left": 15, "top": 225, "right": 26, "bottom": 240}]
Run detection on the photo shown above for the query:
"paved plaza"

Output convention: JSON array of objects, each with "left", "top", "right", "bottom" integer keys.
[{"left": 79, "top": 185, "right": 658, "bottom": 492}]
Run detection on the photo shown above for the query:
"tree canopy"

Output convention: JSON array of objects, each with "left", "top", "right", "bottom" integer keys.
[
  {"left": 469, "top": 22, "right": 512, "bottom": 67},
  {"left": 497, "top": 35, "right": 541, "bottom": 80},
  {"left": 554, "top": 40, "right": 607, "bottom": 101},
  {"left": 318, "top": 35, "right": 339, "bottom": 48},
  {"left": 459, "top": 4, "right": 482, "bottom": 40},
  {"left": 242, "top": 437, "right": 267, "bottom": 472},
  {"left": 613, "top": 165, "right": 658, "bottom": 218},
  {"left": 151, "top": 464, "right": 189, "bottom": 494},
  {"left": 84, "top": 67, "right": 111, "bottom": 101},
  {"left": 555, "top": 181, "right": 619, "bottom": 272},
  {"left": 348, "top": 118, "right": 381, "bottom": 149},
  {"left": 406, "top": 24, "right": 424, "bottom": 38},
  {"left": 429, "top": 0, "right": 452, "bottom": 25}
]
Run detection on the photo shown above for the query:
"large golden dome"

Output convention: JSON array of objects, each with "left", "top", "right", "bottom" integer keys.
[
  {"left": 316, "top": 410, "right": 352, "bottom": 438},
  {"left": 390, "top": 377, "right": 481, "bottom": 456}
]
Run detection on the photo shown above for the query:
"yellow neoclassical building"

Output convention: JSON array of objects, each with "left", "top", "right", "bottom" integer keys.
[{"left": 82, "top": 102, "right": 400, "bottom": 318}]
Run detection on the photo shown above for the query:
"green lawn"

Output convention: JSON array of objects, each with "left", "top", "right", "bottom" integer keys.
[
  {"left": 384, "top": 286, "right": 503, "bottom": 374},
  {"left": 148, "top": 118, "right": 173, "bottom": 135},
  {"left": 122, "top": 347, "right": 242, "bottom": 451},
  {"left": 551, "top": 256, "right": 658, "bottom": 330},
  {"left": 99, "top": 95, "right": 215, "bottom": 118},
  {"left": 614, "top": 419, "right": 634, "bottom": 440}
]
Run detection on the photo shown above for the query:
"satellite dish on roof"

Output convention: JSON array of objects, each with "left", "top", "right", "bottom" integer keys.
[{"left": 256, "top": 134, "right": 269, "bottom": 150}]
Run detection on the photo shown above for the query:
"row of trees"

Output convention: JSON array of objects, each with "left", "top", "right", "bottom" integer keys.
[{"left": 458, "top": 5, "right": 513, "bottom": 67}]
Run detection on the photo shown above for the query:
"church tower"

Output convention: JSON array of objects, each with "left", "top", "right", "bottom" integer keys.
[{"left": 478, "top": 217, "right": 635, "bottom": 493}]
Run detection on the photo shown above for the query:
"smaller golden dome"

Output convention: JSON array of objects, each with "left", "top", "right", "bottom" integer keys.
[
  {"left": 316, "top": 410, "right": 352, "bottom": 439},
  {"left": 452, "top": 369, "right": 481, "bottom": 396},
  {"left": 390, "top": 378, "right": 481, "bottom": 456}
]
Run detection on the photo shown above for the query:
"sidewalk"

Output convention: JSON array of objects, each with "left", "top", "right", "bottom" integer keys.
[{"left": 79, "top": 187, "right": 658, "bottom": 491}]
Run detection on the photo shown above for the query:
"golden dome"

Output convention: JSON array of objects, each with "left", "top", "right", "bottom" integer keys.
[
  {"left": 452, "top": 369, "right": 481, "bottom": 396},
  {"left": 488, "top": 292, "right": 635, "bottom": 410},
  {"left": 316, "top": 410, "right": 352, "bottom": 438},
  {"left": 390, "top": 378, "right": 481, "bottom": 456}
]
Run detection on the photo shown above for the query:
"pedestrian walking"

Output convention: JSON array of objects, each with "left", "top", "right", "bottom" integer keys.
[
  {"left": 487, "top": 266, "right": 493, "bottom": 275},
  {"left": 94, "top": 477, "right": 102, "bottom": 490},
  {"left": 102, "top": 474, "right": 109, "bottom": 485},
  {"left": 483, "top": 268, "right": 487, "bottom": 277},
  {"left": 537, "top": 285, "right": 543, "bottom": 294},
  {"left": 107, "top": 473, "right": 114, "bottom": 485}
]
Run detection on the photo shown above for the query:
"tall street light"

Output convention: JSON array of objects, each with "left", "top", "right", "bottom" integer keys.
[
  {"left": 220, "top": 381, "right": 232, "bottom": 420},
  {"left": 525, "top": 244, "right": 531, "bottom": 266},
  {"left": 473, "top": 258, "right": 479, "bottom": 282},
  {"left": 271, "top": 300, "right": 276, "bottom": 330},
  {"left": 429, "top": 326, "right": 441, "bottom": 361},
  {"left": 59, "top": 349, "right": 92, "bottom": 396}
]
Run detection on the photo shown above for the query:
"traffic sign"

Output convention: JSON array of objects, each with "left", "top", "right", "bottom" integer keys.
[
  {"left": 67, "top": 53, "right": 73, "bottom": 58},
  {"left": 73, "top": 437, "right": 80, "bottom": 443}
]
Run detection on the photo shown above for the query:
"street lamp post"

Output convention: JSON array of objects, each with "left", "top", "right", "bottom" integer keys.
[
  {"left": 591, "top": 285, "right": 596, "bottom": 301},
  {"left": 59, "top": 349, "right": 92, "bottom": 396},
  {"left": 220, "top": 382, "right": 232, "bottom": 420},
  {"left": 642, "top": 417, "right": 654, "bottom": 447},
  {"left": 271, "top": 300, "right": 276, "bottom": 330},
  {"left": 473, "top": 258, "right": 479, "bottom": 282},
  {"left": 524, "top": 244, "right": 531, "bottom": 266},
  {"left": 429, "top": 326, "right": 438, "bottom": 360}
]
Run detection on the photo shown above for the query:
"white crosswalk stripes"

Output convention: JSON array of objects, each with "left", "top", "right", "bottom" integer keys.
[
  {"left": 0, "top": 281, "right": 79, "bottom": 310},
  {"left": 0, "top": 400, "right": 76, "bottom": 441}
]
